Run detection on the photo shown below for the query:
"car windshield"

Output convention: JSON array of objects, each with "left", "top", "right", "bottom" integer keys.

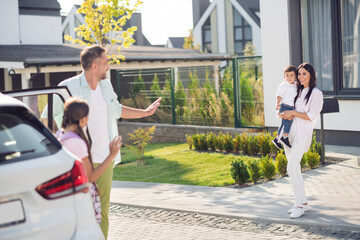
[{"left": 0, "top": 111, "right": 60, "bottom": 164}]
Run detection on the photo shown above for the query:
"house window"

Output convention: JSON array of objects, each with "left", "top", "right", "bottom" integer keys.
[
  {"left": 202, "top": 18, "right": 212, "bottom": 53},
  {"left": 301, "top": 0, "right": 360, "bottom": 95},
  {"left": 233, "top": 8, "right": 252, "bottom": 55}
]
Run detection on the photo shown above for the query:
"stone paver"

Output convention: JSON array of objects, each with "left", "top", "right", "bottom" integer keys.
[{"left": 108, "top": 204, "right": 360, "bottom": 240}]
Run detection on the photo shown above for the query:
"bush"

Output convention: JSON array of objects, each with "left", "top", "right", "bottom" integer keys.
[
  {"left": 127, "top": 126, "right": 156, "bottom": 165},
  {"left": 247, "top": 135, "right": 260, "bottom": 155},
  {"left": 186, "top": 134, "right": 193, "bottom": 150},
  {"left": 215, "top": 132, "right": 225, "bottom": 152},
  {"left": 206, "top": 132, "right": 216, "bottom": 151},
  {"left": 198, "top": 133, "right": 208, "bottom": 151},
  {"left": 223, "top": 133, "right": 234, "bottom": 153},
  {"left": 233, "top": 134, "right": 241, "bottom": 154},
  {"left": 275, "top": 150, "right": 287, "bottom": 176},
  {"left": 239, "top": 133, "right": 250, "bottom": 155},
  {"left": 301, "top": 153, "right": 307, "bottom": 169},
  {"left": 260, "top": 155, "right": 276, "bottom": 180},
  {"left": 270, "top": 132, "right": 279, "bottom": 155},
  {"left": 248, "top": 160, "right": 261, "bottom": 183},
  {"left": 192, "top": 134, "right": 200, "bottom": 150},
  {"left": 307, "top": 152, "right": 320, "bottom": 169},
  {"left": 192, "top": 134, "right": 207, "bottom": 151},
  {"left": 258, "top": 132, "right": 271, "bottom": 156},
  {"left": 230, "top": 159, "right": 250, "bottom": 185}
]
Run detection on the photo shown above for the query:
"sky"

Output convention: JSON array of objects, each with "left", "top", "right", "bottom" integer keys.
[{"left": 57, "top": 0, "right": 194, "bottom": 45}]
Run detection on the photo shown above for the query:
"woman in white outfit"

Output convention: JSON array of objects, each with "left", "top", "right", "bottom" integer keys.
[{"left": 280, "top": 63, "right": 323, "bottom": 219}]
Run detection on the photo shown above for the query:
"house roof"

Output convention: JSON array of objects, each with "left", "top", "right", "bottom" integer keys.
[
  {"left": 0, "top": 44, "right": 231, "bottom": 68},
  {"left": 19, "top": 0, "right": 61, "bottom": 11},
  {"left": 236, "top": 0, "right": 260, "bottom": 26},
  {"left": 19, "top": 0, "right": 61, "bottom": 16},
  {"left": 166, "top": 37, "right": 185, "bottom": 49}
]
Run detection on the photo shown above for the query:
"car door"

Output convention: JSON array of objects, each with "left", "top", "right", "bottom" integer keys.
[{"left": 4, "top": 86, "right": 72, "bottom": 133}]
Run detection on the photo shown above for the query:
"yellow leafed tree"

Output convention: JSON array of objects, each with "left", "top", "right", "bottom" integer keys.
[{"left": 64, "top": 0, "right": 143, "bottom": 64}]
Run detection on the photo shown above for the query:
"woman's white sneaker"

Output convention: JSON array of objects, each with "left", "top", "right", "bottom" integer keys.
[
  {"left": 289, "top": 207, "right": 305, "bottom": 219},
  {"left": 288, "top": 204, "right": 310, "bottom": 214}
]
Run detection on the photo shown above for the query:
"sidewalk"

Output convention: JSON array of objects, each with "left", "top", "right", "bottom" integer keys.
[{"left": 110, "top": 145, "right": 360, "bottom": 232}]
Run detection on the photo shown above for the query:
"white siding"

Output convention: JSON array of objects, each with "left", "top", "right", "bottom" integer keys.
[
  {"left": 0, "top": 0, "right": 20, "bottom": 44},
  {"left": 19, "top": 15, "right": 62, "bottom": 44},
  {"left": 260, "top": 0, "right": 296, "bottom": 128}
]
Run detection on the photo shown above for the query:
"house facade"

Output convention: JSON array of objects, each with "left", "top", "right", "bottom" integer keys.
[
  {"left": 192, "top": 0, "right": 261, "bottom": 55},
  {"left": 260, "top": 0, "right": 360, "bottom": 146}
]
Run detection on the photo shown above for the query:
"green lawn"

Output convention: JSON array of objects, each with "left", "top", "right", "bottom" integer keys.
[{"left": 113, "top": 143, "right": 258, "bottom": 187}]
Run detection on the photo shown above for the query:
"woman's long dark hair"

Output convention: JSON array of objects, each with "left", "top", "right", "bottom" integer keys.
[
  {"left": 61, "top": 98, "right": 94, "bottom": 170},
  {"left": 295, "top": 63, "right": 316, "bottom": 105}
]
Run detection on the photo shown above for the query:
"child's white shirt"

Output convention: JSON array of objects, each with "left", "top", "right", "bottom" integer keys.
[{"left": 276, "top": 81, "right": 297, "bottom": 107}]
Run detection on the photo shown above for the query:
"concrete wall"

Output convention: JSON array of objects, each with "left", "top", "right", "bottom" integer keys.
[
  {"left": 118, "top": 122, "right": 248, "bottom": 144},
  {"left": 0, "top": 0, "right": 20, "bottom": 44},
  {"left": 19, "top": 15, "right": 62, "bottom": 44}
]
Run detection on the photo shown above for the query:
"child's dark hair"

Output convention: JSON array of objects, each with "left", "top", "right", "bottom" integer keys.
[
  {"left": 62, "top": 97, "right": 94, "bottom": 170},
  {"left": 284, "top": 65, "right": 297, "bottom": 75}
]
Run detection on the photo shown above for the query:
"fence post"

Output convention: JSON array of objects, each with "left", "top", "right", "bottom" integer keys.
[
  {"left": 232, "top": 57, "right": 241, "bottom": 128},
  {"left": 170, "top": 68, "right": 176, "bottom": 124}
]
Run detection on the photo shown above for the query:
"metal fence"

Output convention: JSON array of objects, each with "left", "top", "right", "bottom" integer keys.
[{"left": 114, "top": 56, "right": 264, "bottom": 128}]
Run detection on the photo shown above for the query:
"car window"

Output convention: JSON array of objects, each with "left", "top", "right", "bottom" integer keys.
[
  {"left": 0, "top": 108, "right": 61, "bottom": 164},
  {"left": 13, "top": 94, "right": 60, "bottom": 132}
]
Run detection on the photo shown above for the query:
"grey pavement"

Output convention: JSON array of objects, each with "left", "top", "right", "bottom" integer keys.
[{"left": 108, "top": 145, "right": 360, "bottom": 239}]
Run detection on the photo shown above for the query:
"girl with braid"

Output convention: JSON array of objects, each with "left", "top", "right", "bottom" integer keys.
[{"left": 55, "top": 98, "right": 122, "bottom": 223}]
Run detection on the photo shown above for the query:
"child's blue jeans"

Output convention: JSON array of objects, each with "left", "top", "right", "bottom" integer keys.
[{"left": 277, "top": 103, "right": 294, "bottom": 135}]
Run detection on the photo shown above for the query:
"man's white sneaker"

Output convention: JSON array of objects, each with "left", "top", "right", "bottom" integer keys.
[
  {"left": 289, "top": 207, "right": 305, "bottom": 219},
  {"left": 288, "top": 204, "right": 310, "bottom": 214}
]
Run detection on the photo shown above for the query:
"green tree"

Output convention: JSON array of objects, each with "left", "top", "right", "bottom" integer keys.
[
  {"left": 150, "top": 73, "right": 161, "bottom": 102},
  {"left": 132, "top": 72, "right": 145, "bottom": 98},
  {"left": 175, "top": 80, "right": 187, "bottom": 117},
  {"left": 183, "top": 30, "right": 200, "bottom": 50},
  {"left": 64, "top": 0, "right": 142, "bottom": 64}
]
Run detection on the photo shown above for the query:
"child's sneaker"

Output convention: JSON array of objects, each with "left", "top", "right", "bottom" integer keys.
[
  {"left": 280, "top": 136, "right": 292, "bottom": 148},
  {"left": 271, "top": 138, "right": 283, "bottom": 150}
]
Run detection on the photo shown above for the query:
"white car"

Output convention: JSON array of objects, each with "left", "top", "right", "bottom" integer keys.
[{"left": 0, "top": 90, "right": 104, "bottom": 240}]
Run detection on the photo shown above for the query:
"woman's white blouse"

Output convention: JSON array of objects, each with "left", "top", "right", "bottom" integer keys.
[{"left": 288, "top": 87, "right": 323, "bottom": 151}]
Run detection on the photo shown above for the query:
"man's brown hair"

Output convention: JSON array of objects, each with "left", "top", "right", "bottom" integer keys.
[
  {"left": 284, "top": 65, "right": 297, "bottom": 75},
  {"left": 80, "top": 45, "right": 106, "bottom": 70}
]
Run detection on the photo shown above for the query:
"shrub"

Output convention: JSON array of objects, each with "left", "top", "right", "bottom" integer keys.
[
  {"left": 127, "top": 126, "right": 156, "bottom": 164},
  {"left": 301, "top": 153, "right": 307, "bottom": 169},
  {"left": 192, "top": 134, "right": 200, "bottom": 150},
  {"left": 247, "top": 135, "right": 260, "bottom": 155},
  {"left": 258, "top": 132, "right": 271, "bottom": 156},
  {"left": 310, "top": 131, "right": 322, "bottom": 157},
  {"left": 239, "top": 133, "right": 250, "bottom": 155},
  {"left": 307, "top": 152, "right": 320, "bottom": 169},
  {"left": 275, "top": 150, "right": 287, "bottom": 176},
  {"left": 230, "top": 159, "right": 250, "bottom": 185},
  {"left": 260, "top": 155, "right": 276, "bottom": 180},
  {"left": 233, "top": 134, "right": 241, "bottom": 154},
  {"left": 198, "top": 133, "right": 208, "bottom": 151},
  {"left": 270, "top": 132, "right": 279, "bottom": 155},
  {"left": 206, "top": 132, "right": 216, "bottom": 151},
  {"left": 186, "top": 134, "right": 193, "bottom": 150},
  {"left": 223, "top": 133, "right": 234, "bottom": 153},
  {"left": 215, "top": 132, "right": 225, "bottom": 152},
  {"left": 248, "top": 160, "right": 261, "bottom": 183}
]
